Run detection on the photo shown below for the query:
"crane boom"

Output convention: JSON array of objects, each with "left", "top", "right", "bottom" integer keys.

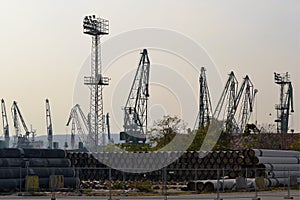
[
  {"left": 45, "top": 99, "right": 53, "bottom": 149},
  {"left": 121, "top": 49, "right": 150, "bottom": 145},
  {"left": 198, "top": 67, "right": 213, "bottom": 129},
  {"left": 75, "top": 104, "right": 89, "bottom": 130},
  {"left": 213, "top": 71, "right": 238, "bottom": 121},
  {"left": 106, "top": 113, "right": 111, "bottom": 142},
  {"left": 66, "top": 104, "right": 90, "bottom": 148},
  {"left": 213, "top": 72, "right": 257, "bottom": 133},
  {"left": 226, "top": 75, "right": 250, "bottom": 131},
  {"left": 288, "top": 82, "right": 294, "bottom": 113},
  {"left": 226, "top": 75, "right": 258, "bottom": 133},
  {"left": 234, "top": 76, "right": 257, "bottom": 133},
  {"left": 1, "top": 99, "right": 9, "bottom": 148},
  {"left": 11, "top": 101, "right": 30, "bottom": 136},
  {"left": 11, "top": 101, "right": 32, "bottom": 147}
]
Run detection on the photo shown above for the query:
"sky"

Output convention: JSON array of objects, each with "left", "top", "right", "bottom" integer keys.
[{"left": 0, "top": 0, "right": 299, "bottom": 140}]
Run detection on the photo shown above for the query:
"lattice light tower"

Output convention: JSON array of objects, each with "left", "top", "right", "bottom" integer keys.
[{"left": 83, "top": 15, "right": 109, "bottom": 150}]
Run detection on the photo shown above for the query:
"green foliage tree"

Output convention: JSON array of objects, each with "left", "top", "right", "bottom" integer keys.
[
  {"left": 149, "top": 115, "right": 186, "bottom": 150},
  {"left": 119, "top": 115, "right": 235, "bottom": 151},
  {"left": 289, "top": 137, "right": 300, "bottom": 151},
  {"left": 187, "top": 127, "right": 207, "bottom": 151},
  {"left": 213, "top": 131, "right": 231, "bottom": 150},
  {"left": 118, "top": 142, "right": 152, "bottom": 152}
]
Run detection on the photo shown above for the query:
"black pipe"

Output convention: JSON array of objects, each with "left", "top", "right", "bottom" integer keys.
[
  {"left": 0, "top": 158, "right": 71, "bottom": 167},
  {"left": 0, "top": 148, "right": 67, "bottom": 158},
  {"left": 0, "top": 168, "right": 75, "bottom": 179}
]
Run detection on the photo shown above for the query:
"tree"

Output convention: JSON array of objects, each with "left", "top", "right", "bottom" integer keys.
[
  {"left": 186, "top": 128, "right": 206, "bottom": 151},
  {"left": 289, "top": 137, "right": 300, "bottom": 151},
  {"left": 148, "top": 115, "right": 187, "bottom": 150}
]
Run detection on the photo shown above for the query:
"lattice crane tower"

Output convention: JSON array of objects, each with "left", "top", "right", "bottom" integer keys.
[
  {"left": 274, "top": 72, "right": 294, "bottom": 133},
  {"left": 198, "top": 67, "right": 213, "bottom": 129}
]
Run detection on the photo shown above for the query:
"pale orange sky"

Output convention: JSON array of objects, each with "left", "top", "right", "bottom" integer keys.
[{"left": 0, "top": 0, "right": 299, "bottom": 137}]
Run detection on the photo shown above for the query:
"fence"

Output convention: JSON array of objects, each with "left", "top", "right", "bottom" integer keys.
[
  {"left": 0, "top": 148, "right": 299, "bottom": 199},
  {"left": 0, "top": 166, "right": 298, "bottom": 199},
  {"left": 75, "top": 167, "right": 299, "bottom": 200}
]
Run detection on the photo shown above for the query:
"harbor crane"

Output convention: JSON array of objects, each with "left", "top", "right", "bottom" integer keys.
[
  {"left": 66, "top": 104, "right": 90, "bottom": 149},
  {"left": 1, "top": 99, "right": 9, "bottom": 148},
  {"left": 67, "top": 104, "right": 112, "bottom": 149},
  {"left": 197, "top": 67, "right": 213, "bottom": 129},
  {"left": 11, "top": 101, "right": 32, "bottom": 148},
  {"left": 45, "top": 99, "right": 53, "bottom": 149},
  {"left": 227, "top": 75, "right": 257, "bottom": 133},
  {"left": 274, "top": 72, "right": 294, "bottom": 133},
  {"left": 120, "top": 49, "right": 150, "bottom": 145},
  {"left": 213, "top": 72, "right": 257, "bottom": 133},
  {"left": 213, "top": 71, "right": 238, "bottom": 127}
]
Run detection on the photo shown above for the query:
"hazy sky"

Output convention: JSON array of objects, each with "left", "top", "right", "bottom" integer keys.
[{"left": 0, "top": 0, "right": 299, "bottom": 139}]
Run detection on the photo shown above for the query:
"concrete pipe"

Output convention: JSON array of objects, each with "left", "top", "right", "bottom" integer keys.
[
  {"left": 258, "top": 156, "right": 300, "bottom": 164},
  {"left": 266, "top": 178, "right": 295, "bottom": 187},
  {"left": 266, "top": 178, "right": 280, "bottom": 187},
  {"left": 261, "top": 163, "right": 300, "bottom": 171},
  {"left": 254, "top": 149, "right": 300, "bottom": 158},
  {"left": 267, "top": 170, "right": 300, "bottom": 178},
  {"left": 204, "top": 179, "right": 236, "bottom": 192}
]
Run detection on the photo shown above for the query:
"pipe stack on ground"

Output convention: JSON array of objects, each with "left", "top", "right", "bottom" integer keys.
[
  {"left": 253, "top": 149, "right": 300, "bottom": 187},
  {"left": 66, "top": 149, "right": 299, "bottom": 191},
  {"left": 187, "top": 149, "right": 300, "bottom": 192},
  {"left": 0, "top": 148, "right": 78, "bottom": 193},
  {"left": 67, "top": 150, "right": 263, "bottom": 182}
]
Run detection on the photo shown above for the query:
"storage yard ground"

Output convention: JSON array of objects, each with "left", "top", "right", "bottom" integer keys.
[{"left": 0, "top": 190, "right": 299, "bottom": 200}]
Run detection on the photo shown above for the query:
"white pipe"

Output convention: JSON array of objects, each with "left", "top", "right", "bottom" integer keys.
[
  {"left": 254, "top": 149, "right": 300, "bottom": 157},
  {"left": 258, "top": 156, "right": 300, "bottom": 164},
  {"left": 267, "top": 170, "right": 300, "bottom": 178},
  {"left": 262, "top": 163, "right": 300, "bottom": 171}
]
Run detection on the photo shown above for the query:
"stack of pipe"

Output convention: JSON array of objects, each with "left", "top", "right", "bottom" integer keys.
[
  {"left": 66, "top": 149, "right": 299, "bottom": 190},
  {"left": 253, "top": 149, "right": 300, "bottom": 187},
  {"left": 0, "top": 148, "right": 78, "bottom": 192},
  {"left": 67, "top": 152, "right": 107, "bottom": 181},
  {"left": 187, "top": 178, "right": 258, "bottom": 192},
  {"left": 68, "top": 150, "right": 262, "bottom": 182},
  {"left": 186, "top": 149, "right": 300, "bottom": 192}
]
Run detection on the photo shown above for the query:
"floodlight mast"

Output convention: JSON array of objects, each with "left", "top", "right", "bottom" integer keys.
[{"left": 83, "top": 15, "right": 110, "bottom": 151}]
